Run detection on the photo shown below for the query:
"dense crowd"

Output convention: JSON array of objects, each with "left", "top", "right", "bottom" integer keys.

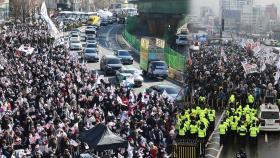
[
  {"left": 189, "top": 44, "right": 279, "bottom": 109},
  {"left": 0, "top": 21, "right": 187, "bottom": 158}
]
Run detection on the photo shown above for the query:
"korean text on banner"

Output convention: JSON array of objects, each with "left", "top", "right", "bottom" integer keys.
[{"left": 241, "top": 61, "right": 259, "bottom": 75}]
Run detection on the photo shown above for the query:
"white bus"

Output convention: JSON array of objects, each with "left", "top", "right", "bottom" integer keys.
[{"left": 121, "top": 8, "right": 138, "bottom": 16}]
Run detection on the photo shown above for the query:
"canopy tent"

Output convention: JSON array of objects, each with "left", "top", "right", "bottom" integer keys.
[{"left": 79, "top": 124, "right": 128, "bottom": 151}]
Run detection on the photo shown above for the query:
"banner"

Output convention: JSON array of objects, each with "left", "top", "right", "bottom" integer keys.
[
  {"left": 221, "top": 47, "right": 227, "bottom": 62},
  {"left": 241, "top": 61, "right": 259, "bottom": 75},
  {"left": 18, "top": 45, "right": 34, "bottom": 55},
  {"left": 40, "top": 1, "right": 59, "bottom": 38}
]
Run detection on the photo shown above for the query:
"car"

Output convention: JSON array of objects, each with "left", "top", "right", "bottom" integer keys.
[
  {"left": 69, "top": 37, "right": 79, "bottom": 42},
  {"left": 69, "top": 40, "right": 83, "bottom": 51},
  {"left": 85, "top": 42, "right": 98, "bottom": 49},
  {"left": 115, "top": 50, "right": 133, "bottom": 65},
  {"left": 176, "top": 34, "right": 188, "bottom": 46},
  {"left": 86, "top": 36, "right": 96, "bottom": 41},
  {"left": 146, "top": 84, "right": 183, "bottom": 101},
  {"left": 86, "top": 26, "right": 95, "bottom": 29},
  {"left": 100, "top": 55, "right": 123, "bottom": 75},
  {"left": 83, "top": 48, "right": 99, "bottom": 62},
  {"left": 100, "top": 19, "right": 108, "bottom": 26},
  {"left": 87, "top": 40, "right": 97, "bottom": 44},
  {"left": 116, "top": 68, "right": 144, "bottom": 87},
  {"left": 258, "top": 96, "right": 280, "bottom": 131},
  {"left": 72, "top": 28, "right": 81, "bottom": 33},
  {"left": 69, "top": 33, "right": 80, "bottom": 41},
  {"left": 85, "top": 28, "right": 96, "bottom": 36}
]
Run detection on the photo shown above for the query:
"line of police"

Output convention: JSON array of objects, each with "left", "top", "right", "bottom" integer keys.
[
  {"left": 219, "top": 93, "right": 260, "bottom": 149},
  {"left": 176, "top": 104, "right": 216, "bottom": 157},
  {"left": 175, "top": 93, "right": 257, "bottom": 157}
]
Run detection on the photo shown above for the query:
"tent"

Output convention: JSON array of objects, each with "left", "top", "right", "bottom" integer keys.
[{"left": 79, "top": 124, "right": 128, "bottom": 151}]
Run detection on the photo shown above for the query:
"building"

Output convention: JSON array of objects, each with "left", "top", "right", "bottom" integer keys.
[
  {"left": 252, "top": 5, "right": 265, "bottom": 33},
  {"left": 220, "top": 0, "right": 254, "bottom": 31},
  {"left": 0, "top": 0, "right": 9, "bottom": 22},
  {"left": 265, "top": 4, "right": 277, "bottom": 20}
]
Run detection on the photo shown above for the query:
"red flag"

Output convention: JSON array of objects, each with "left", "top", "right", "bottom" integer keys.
[{"left": 188, "top": 55, "right": 192, "bottom": 66}]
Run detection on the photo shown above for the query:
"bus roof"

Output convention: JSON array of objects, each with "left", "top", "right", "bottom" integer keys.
[{"left": 59, "top": 11, "right": 73, "bottom": 14}]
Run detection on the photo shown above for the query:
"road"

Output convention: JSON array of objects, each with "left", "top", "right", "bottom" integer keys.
[
  {"left": 83, "top": 23, "right": 180, "bottom": 93},
  {"left": 71, "top": 23, "right": 228, "bottom": 157},
  {"left": 219, "top": 132, "right": 280, "bottom": 158}
]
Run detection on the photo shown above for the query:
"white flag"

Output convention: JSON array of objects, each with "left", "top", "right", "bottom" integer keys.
[{"left": 40, "top": 1, "right": 59, "bottom": 38}]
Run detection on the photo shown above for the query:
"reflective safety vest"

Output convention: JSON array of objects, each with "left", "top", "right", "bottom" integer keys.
[
  {"left": 198, "top": 128, "right": 206, "bottom": 138},
  {"left": 238, "top": 125, "right": 247, "bottom": 136},
  {"left": 230, "top": 121, "right": 238, "bottom": 131},
  {"left": 199, "top": 96, "right": 206, "bottom": 103},
  {"left": 190, "top": 124, "right": 198, "bottom": 134},
  {"left": 208, "top": 113, "right": 215, "bottom": 122},
  {"left": 179, "top": 127, "right": 186, "bottom": 136},
  {"left": 248, "top": 95, "right": 254, "bottom": 103},
  {"left": 219, "top": 124, "right": 227, "bottom": 135},
  {"left": 249, "top": 127, "right": 258, "bottom": 137},
  {"left": 229, "top": 94, "right": 235, "bottom": 103}
]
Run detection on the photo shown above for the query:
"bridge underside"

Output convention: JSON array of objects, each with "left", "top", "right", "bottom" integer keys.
[
  {"left": 139, "top": 13, "right": 185, "bottom": 37},
  {"left": 136, "top": 0, "right": 190, "bottom": 37}
]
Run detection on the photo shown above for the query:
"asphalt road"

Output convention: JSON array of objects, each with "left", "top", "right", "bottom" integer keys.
[
  {"left": 219, "top": 132, "right": 280, "bottom": 158},
  {"left": 82, "top": 23, "right": 180, "bottom": 94}
]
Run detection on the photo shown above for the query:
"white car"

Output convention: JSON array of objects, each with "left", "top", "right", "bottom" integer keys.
[
  {"left": 69, "top": 40, "right": 83, "bottom": 51},
  {"left": 116, "top": 68, "right": 144, "bottom": 87},
  {"left": 258, "top": 103, "right": 280, "bottom": 131},
  {"left": 176, "top": 34, "right": 188, "bottom": 46}
]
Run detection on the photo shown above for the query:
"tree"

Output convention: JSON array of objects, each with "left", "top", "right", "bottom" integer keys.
[{"left": 10, "top": 0, "right": 41, "bottom": 22}]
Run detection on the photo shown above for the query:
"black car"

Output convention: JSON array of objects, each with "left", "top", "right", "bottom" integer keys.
[
  {"left": 114, "top": 50, "right": 133, "bottom": 65},
  {"left": 100, "top": 55, "right": 123, "bottom": 75}
]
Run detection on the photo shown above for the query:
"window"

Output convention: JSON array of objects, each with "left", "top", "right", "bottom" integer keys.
[{"left": 261, "top": 111, "right": 279, "bottom": 119}]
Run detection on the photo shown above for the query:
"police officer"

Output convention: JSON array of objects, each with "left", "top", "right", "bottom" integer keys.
[
  {"left": 249, "top": 122, "right": 259, "bottom": 145},
  {"left": 190, "top": 120, "right": 198, "bottom": 139},
  {"left": 237, "top": 123, "right": 247, "bottom": 148},
  {"left": 198, "top": 122, "right": 206, "bottom": 157},
  {"left": 178, "top": 123, "right": 186, "bottom": 139},
  {"left": 247, "top": 93, "right": 254, "bottom": 108},
  {"left": 208, "top": 109, "right": 215, "bottom": 133},
  {"left": 219, "top": 121, "right": 227, "bottom": 146}
]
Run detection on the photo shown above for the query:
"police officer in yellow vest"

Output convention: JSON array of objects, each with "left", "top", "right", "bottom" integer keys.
[
  {"left": 249, "top": 122, "right": 259, "bottom": 145},
  {"left": 229, "top": 94, "right": 235, "bottom": 105},
  {"left": 208, "top": 109, "right": 215, "bottom": 133},
  {"left": 178, "top": 123, "right": 187, "bottom": 139},
  {"left": 199, "top": 95, "right": 206, "bottom": 106},
  {"left": 219, "top": 121, "right": 227, "bottom": 146},
  {"left": 248, "top": 93, "right": 254, "bottom": 108},
  {"left": 237, "top": 123, "right": 247, "bottom": 148},
  {"left": 198, "top": 122, "right": 206, "bottom": 157},
  {"left": 190, "top": 120, "right": 198, "bottom": 139}
]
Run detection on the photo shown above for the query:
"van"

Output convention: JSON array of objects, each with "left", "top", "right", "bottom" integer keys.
[{"left": 258, "top": 102, "right": 280, "bottom": 131}]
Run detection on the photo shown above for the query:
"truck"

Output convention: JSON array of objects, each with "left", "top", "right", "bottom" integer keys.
[
  {"left": 140, "top": 38, "right": 168, "bottom": 79},
  {"left": 87, "top": 16, "right": 101, "bottom": 29}
]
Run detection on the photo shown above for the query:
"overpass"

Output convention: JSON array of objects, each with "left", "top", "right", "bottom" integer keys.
[{"left": 129, "top": 0, "right": 190, "bottom": 37}]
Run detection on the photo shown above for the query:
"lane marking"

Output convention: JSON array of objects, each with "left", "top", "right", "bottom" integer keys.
[
  {"left": 205, "top": 154, "right": 216, "bottom": 158},
  {"left": 265, "top": 133, "right": 268, "bottom": 143},
  {"left": 206, "top": 142, "right": 220, "bottom": 145},
  {"left": 206, "top": 148, "right": 219, "bottom": 152},
  {"left": 106, "top": 26, "right": 114, "bottom": 43},
  {"left": 216, "top": 145, "right": 223, "bottom": 158},
  {"left": 206, "top": 111, "right": 226, "bottom": 147},
  {"left": 212, "top": 136, "right": 220, "bottom": 139}
]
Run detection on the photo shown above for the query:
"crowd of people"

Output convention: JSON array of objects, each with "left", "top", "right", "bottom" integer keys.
[
  {"left": 0, "top": 14, "right": 279, "bottom": 158},
  {"left": 0, "top": 21, "right": 187, "bottom": 158},
  {"left": 189, "top": 44, "right": 279, "bottom": 109}
]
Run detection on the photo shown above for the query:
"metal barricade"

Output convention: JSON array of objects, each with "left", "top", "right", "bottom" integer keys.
[{"left": 171, "top": 139, "right": 200, "bottom": 158}]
